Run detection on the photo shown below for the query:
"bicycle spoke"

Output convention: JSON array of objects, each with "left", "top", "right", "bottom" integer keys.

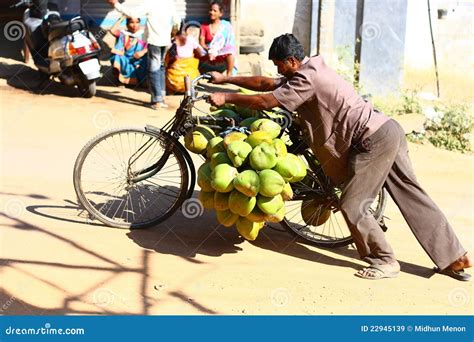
[{"left": 75, "top": 128, "right": 188, "bottom": 228}]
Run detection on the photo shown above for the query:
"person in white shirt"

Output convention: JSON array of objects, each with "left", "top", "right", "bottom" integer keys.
[{"left": 107, "top": 0, "right": 181, "bottom": 109}]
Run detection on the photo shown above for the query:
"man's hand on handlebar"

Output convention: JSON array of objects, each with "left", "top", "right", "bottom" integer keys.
[
  {"left": 208, "top": 93, "right": 226, "bottom": 107},
  {"left": 208, "top": 72, "right": 227, "bottom": 85}
]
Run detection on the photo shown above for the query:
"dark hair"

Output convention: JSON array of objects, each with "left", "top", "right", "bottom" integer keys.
[
  {"left": 210, "top": 1, "right": 224, "bottom": 12},
  {"left": 178, "top": 19, "right": 185, "bottom": 35},
  {"left": 126, "top": 17, "right": 140, "bottom": 25},
  {"left": 268, "top": 34, "right": 305, "bottom": 62}
]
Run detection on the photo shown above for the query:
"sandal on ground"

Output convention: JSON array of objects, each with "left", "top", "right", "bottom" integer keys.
[
  {"left": 149, "top": 102, "right": 168, "bottom": 110},
  {"left": 434, "top": 267, "right": 471, "bottom": 281},
  {"left": 355, "top": 264, "right": 400, "bottom": 280}
]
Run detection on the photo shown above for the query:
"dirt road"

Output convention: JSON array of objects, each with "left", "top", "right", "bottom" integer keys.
[{"left": 0, "top": 57, "right": 472, "bottom": 315}]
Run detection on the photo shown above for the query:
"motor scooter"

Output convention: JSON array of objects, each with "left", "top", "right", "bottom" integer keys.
[{"left": 11, "top": 0, "right": 102, "bottom": 97}]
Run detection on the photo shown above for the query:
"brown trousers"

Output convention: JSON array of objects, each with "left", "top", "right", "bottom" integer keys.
[{"left": 340, "top": 119, "right": 465, "bottom": 270}]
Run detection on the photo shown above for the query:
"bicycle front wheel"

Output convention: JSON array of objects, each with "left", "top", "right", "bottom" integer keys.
[{"left": 73, "top": 127, "right": 189, "bottom": 229}]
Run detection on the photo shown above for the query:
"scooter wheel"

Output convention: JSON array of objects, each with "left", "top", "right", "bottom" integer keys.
[{"left": 77, "top": 79, "right": 96, "bottom": 98}]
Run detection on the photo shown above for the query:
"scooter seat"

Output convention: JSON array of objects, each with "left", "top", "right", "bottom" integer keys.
[
  {"left": 48, "top": 21, "right": 69, "bottom": 41},
  {"left": 48, "top": 18, "right": 87, "bottom": 41}
]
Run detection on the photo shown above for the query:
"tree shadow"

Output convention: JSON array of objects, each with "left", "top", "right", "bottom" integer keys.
[
  {"left": 293, "top": 237, "right": 437, "bottom": 279},
  {"left": 0, "top": 287, "right": 130, "bottom": 315},
  {"left": 127, "top": 208, "right": 245, "bottom": 259},
  {"left": 95, "top": 88, "right": 150, "bottom": 107},
  {"left": 249, "top": 225, "right": 363, "bottom": 271},
  {"left": 1, "top": 209, "right": 219, "bottom": 315},
  {"left": 26, "top": 202, "right": 106, "bottom": 228},
  {"left": 0, "top": 191, "right": 50, "bottom": 200},
  {"left": 25, "top": 194, "right": 436, "bottom": 279},
  {"left": 0, "top": 61, "right": 84, "bottom": 97},
  {"left": 0, "top": 60, "right": 151, "bottom": 104}
]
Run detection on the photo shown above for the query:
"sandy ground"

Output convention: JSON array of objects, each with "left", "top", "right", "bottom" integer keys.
[{"left": 0, "top": 56, "right": 473, "bottom": 316}]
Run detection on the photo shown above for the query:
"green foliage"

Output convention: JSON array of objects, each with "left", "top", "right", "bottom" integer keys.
[
  {"left": 372, "top": 89, "right": 423, "bottom": 116},
  {"left": 329, "top": 47, "right": 472, "bottom": 153},
  {"left": 394, "top": 89, "right": 423, "bottom": 116},
  {"left": 372, "top": 95, "right": 400, "bottom": 117},
  {"left": 333, "top": 45, "right": 361, "bottom": 92},
  {"left": 374, "top": 93, "right": 472, "bottom": 153},
  {"left": 423, "top": 103, "right": 473, "bottom": 153},
  {"left": 406, "top": 131, "right": 427, "bottom": 144}
]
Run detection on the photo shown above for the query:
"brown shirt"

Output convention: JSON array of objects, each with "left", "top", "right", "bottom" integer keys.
[{"left": 273, "top": 55, "right": 389, "bottom": 184}]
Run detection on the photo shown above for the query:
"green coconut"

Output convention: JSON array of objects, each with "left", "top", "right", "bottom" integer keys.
[
  {"left": 250, "top": 118, "right": 281, "bottom": 139},
  {"left": 272, "top": 138, "right": 288, "bottom": 158},
  {"left": 211, "top": 163, "right": 238, "bottom": 193},
  {"left": 228, "top": 190, "right": 256, "bottom": 217},
  {"left": 198, "top": 190, "right": 215, "bottom": 209},
  {"left": 264, "top": 206, "right": 286, "bottom": 223},
  {"left": 249, "top": 142, "right": 278, "bottom": 170},
  {"left": 214, "top": 191, "right": 230, "bottom": 211},
  {"left": 246, "top": 207, "right": 266, "bottom": 223},
  {"left": 226, "top": 141, "right": 252, "bottom": 168},
  {"left": 245, "top": 131, "right": 273, "bottom": 148},
  {"left": 197, "top": 162, "right": 214, "bottom": 192},
  {"left": 257, "top": 194, "right": 284, "bottom": 215},
  {"left": 210, "top": 152, "right": 232, "bottom": 169},
  {"left": 216, "top": 209, "right": 240, "bottom": 227},
  {"left": 258, "top": 169, "right": 285, "bottom": 197},
  {"left": 233, "top": 169, "right": 260, "bottom": 197},
  {"left": 184, "top": 125, "right": 215, "bottom": 154},
  {"left": 236, "top": 217, "right": 265, "bottom": 240},
  {"left": 206, "top": 136, "right": 226, "bottom": 158}
]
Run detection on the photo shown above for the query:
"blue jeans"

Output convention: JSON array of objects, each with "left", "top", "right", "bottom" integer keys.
[{"left": 147, "top": 44, "right": 166, "bottom": 104}]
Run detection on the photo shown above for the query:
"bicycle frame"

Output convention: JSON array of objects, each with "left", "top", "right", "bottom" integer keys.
[
  {"left": 126, "top": 73, "right": 335, "bottom": 209},
  {"left": 128, "top": 74, "right": 229, "bottom": 185}
]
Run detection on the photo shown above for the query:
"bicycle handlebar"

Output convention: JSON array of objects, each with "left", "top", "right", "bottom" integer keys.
[{"left": 184, "top": 73, "right": 212, "bottom": 101}]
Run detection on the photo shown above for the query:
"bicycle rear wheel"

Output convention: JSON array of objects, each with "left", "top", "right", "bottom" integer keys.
[
  {"left": 280, "top": 166, "right": 387, "bottom": 248},
  {"left": 73, "top": 127, "right": 189, "bottom": 229}
]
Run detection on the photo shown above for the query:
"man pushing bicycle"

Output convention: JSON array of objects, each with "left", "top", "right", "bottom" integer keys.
[{"left": 208, "top": 33, "right": 472, "bottom": 281}]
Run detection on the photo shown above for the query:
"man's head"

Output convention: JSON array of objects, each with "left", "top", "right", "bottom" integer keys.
[{"left": 269, "top": 34, "right": 305, "bottom": 78}]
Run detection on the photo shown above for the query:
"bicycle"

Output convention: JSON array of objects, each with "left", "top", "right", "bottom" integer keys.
[{"left": 73, "top": 74, "right": 387, "bottom": 248}]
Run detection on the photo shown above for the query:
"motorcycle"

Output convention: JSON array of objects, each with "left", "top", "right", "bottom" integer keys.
[{"left": 11, "top": 0, "right": 102, "bottom": 97}]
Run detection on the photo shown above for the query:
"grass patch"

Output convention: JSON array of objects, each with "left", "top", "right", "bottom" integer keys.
[{"left": 406, "top": 103, "right": 473, "bottom": 153}]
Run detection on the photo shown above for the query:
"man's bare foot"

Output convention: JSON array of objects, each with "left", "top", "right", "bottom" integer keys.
[{"left": 449, "top": 253, "right": 472, "bottom": 272}]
